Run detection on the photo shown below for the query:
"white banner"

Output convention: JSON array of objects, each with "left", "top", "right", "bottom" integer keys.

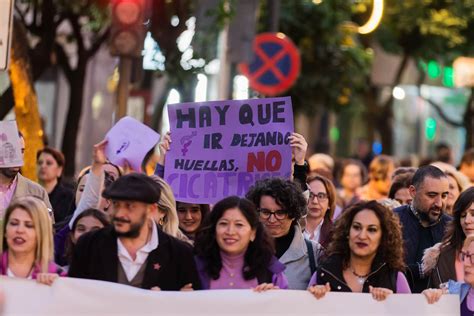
[
  {"left": 0, "top": 0, "right": 14, "bottom": 71},
  {"left": 1, "top": 276, "right": 459, "bottom": 316}
]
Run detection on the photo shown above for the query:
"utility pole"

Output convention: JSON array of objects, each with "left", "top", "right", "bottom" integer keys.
[
  {"left": 109, "top": 0, "right": 147, "bottom": 122},
  {"left": 267, "top": 0, "right": 280, "bottom": 32},
  {"left": 116, "top": 57, "right": 132, "bottom": 120}
]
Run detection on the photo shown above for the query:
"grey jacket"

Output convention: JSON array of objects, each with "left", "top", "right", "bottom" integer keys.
[
  {"left": 12, "top": 174, "right": 52, "bottom": 209},
  {"left": 279, "top": 225, "right": 323, "bottom": 290}
]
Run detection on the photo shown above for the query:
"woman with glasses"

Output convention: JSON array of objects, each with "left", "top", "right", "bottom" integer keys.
[
  {"left": 423, "top": 235, "right": 474, "bottom": 315},
  {"left": 194, "top": 196, "right": 288, "bottom": 290},
  {"left": 422, "top": 187, "right": 474, "bottom": 289},
  {"left": 246, "top": 178, "right": 323, "bottom": 290},
  {"left": 304, "top": 175, "right": 336, "bottom": 249},
  {"left": 308, "top": 201, "right": 411, "bottom": 301}
]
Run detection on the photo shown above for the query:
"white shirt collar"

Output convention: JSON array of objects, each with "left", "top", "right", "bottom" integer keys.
[
  {"left": 303, "top": 219, "right": 324, "bottom": 242},
  {"left": 117, "top": 220, "right": 159, "bottom": 281}
]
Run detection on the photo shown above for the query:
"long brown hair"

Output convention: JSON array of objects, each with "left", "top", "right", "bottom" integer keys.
[
  {"left": 441, "top": 187, "right": 474, "bottom": 251},
  {"left": 326, "top": 200, "right": 405, "bottom": 271}
]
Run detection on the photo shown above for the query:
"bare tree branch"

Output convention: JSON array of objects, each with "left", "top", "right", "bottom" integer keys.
[
  {"left": 33, "top": 0, "right": 38, "bottom": 28},
  {"left": 14, "top": 3, "right": 28, "bottom": 26},
  {"left": 86, "top": 27, "right": 110, "bottom": 59},
  {"left": 67, "top": 13, "right": 86, "bottom": 54},
  {"left": 421, "top": 97, "right": 464, "bottom": 128},
  {"left": 54, "top": 43, "right": 74, "bottom": 82},
  {"left": 54, "top": 13, "right": 67, "bottom": 29}
]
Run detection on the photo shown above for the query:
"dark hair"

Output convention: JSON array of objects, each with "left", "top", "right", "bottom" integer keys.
[
  {"left": 65, "top": 208, "right": 110, "bottom": 263},
  {"left": 441, "top": 187, "right": 474, "bottom": 251},
  {"left": 194, "top": 196, "right": 274, "bottom": 280},
  {"left": 338, "top": 159, "right": 367, "bottom": 185},
  {"left": 388, "top": 172, "right": 414, "bottom": 199},
  {"left": 307, "top": 174, "right": 336, "bottom": 221},
  {"left": 176, "top": 201, "right": 210, "bottom": 232},
  {"left": 37, "top": 147, "right": 65, "bottom": 168},
  {"left": 245, "top": 178, "right": 307, "bottom": 221},
  {"left": 411, "top": 165, "right": 447, "bottom": 189},
  {"left": 435, "top": 143, "right": 452, "bottom": 163},
  {"left": 460, "top": 148, "right": 474, "bottom": 166},
  {"left": 326, "top": 200, "right": 405, "bottom": 271}
]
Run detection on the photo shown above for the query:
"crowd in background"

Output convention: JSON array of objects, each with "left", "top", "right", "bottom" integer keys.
[{"left": 1, "top": 131, "right": 474, "bottom": 314}]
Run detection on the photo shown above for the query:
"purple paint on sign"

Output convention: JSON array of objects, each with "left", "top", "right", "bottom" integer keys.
[{"left": 164, "top": 97, "right": 294, "bottom": 204}]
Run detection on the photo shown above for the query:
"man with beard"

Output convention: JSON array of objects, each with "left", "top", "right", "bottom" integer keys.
[
  {"left": 394, "top": 165, "right": 450, "bottom": 293},
  {"left": 69, "top": 173, "right": 201, "bottom": 290},
  {"left": 0, "top": 133, "right": 51, "bottom": 216}
]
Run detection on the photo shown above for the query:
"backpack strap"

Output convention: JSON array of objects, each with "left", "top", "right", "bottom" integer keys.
[{"left": 305, "top": 239, "right": 316, "bottom": 275}]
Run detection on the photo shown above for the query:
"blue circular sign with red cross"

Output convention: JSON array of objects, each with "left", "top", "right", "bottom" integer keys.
[{"left": 239, "top": 33, "right": 300, "bottom": 96}]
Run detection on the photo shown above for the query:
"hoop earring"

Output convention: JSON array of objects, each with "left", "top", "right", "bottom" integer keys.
[{"left": 159, "top": 217, "right": 164, "bottom": 226}]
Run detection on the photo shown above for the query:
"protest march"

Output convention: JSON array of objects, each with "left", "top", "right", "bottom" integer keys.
[{"left": 0, "top": 97, "right": 473, "bottom": 316}]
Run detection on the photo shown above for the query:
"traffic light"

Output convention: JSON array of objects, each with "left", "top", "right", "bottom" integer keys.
[{"left": 110, "top": 0, "right": 147, "bottom": 57}]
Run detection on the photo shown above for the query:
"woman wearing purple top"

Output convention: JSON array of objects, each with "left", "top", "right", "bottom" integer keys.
[
  {"left": 194, "top": 196, "right": 288, "bottom": 290},
  {"left": 308, "top": 201, "right": 411, "bottom": 300}
]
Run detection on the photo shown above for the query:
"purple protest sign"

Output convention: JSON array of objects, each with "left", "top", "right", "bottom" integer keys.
[{"left": 164, "top": 97, "right": 294, "bottom": 204}]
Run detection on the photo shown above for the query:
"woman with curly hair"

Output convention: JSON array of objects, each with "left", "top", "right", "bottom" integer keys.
[
  {"left": 246, "top": 178, "right": 323, "bottom": 290},
  {"left": 194, "top": 196, "right": 288, "bottom": 290},
  {"left": 422, "top": 187, "right": 474, "bottom": 289},
  {"left": 308, "top": 200, "right": 410, "bottom": 301}
]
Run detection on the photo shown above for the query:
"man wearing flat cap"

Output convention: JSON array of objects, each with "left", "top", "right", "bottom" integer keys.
[{"left": 69, "top": 173, "right": 201, "bottom": 290}]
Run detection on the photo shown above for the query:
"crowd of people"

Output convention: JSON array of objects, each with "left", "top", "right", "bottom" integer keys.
[{"left": 1, "top": 130, "right": 474, "bottom": 314}]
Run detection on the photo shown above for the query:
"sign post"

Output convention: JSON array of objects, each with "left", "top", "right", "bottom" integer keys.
[{"left": 0, "top": 0, "right": 14, "bottom": 71}]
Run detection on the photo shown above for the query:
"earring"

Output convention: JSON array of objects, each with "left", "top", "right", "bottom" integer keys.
[{"left": 158, "top": 218, "right": 164, "bottom": 226}]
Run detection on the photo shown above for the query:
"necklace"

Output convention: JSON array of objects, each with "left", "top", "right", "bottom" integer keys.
[{"left": 350, "top": 267, "right": 369, "bottom": 285}]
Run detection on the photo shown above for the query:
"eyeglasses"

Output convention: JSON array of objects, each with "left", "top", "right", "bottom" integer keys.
[
  {"left": 460, "top": 251, "right": 474, "bottom": 265},
  {"left": 258, "top": 208, "right": 288, "bottom": 220},
  {"left": 308, "top": 191, "right": 328, "bottom": 201}
]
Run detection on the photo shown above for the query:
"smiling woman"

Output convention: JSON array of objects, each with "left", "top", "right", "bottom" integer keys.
[
  {"left": 0, "top": 197, "right": 66, "bottom": 284},
  {"left": 194, "top": 196, "right": 288, "bottom": 290}
]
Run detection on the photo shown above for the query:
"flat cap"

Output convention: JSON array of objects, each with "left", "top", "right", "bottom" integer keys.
[{"left": 102, "top": 173, "right": 161, "bottom": 204}]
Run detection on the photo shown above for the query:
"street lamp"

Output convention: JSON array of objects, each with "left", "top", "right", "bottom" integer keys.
[{"left": 358, "top": 0, "right": 384, "bottom": 35}]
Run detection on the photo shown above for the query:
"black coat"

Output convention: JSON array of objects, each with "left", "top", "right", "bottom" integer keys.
[
  {"left": 316, "top": 254, "right": 400, "bottom": 293},
  {"left": 69, "top": 226, "right": 201, "bottom": 290},
  {"left": 394, "top": 205, "right": 451, "bottom": 291}
]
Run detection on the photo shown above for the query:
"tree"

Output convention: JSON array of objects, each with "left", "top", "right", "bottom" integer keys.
[
  {"left": 371, "top": 0, "right": 474, "bottom": 151},
  {"left": 151, "top": 0, "right": 226, "bottom": 129},
  {"left": 266, "top": 0, "right": 372, "bottom": 155},
  {"left": 4, "top": 0, "right": 110, "bottom": 177}
]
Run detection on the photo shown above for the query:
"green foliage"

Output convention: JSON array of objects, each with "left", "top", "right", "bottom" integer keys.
[
  {"left": 275, "top": 0, "right": 372, "bottom": 114},
  {"left": 376, "top": 0, "right": 474, "bottom": 63}
]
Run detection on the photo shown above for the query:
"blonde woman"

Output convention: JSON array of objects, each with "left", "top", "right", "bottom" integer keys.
[
  {"left": 150, "top": 175, "right": 190, "bottom": 244},
  {"left": 1, "top": 197, "right": 65, "bottom": 284}
]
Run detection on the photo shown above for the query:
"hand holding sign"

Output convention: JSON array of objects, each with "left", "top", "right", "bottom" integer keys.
[
  {"left": 289, "top": 132, "right": 307, "bottom": 166},
  {"left": 165, "top": 97, "right": 294, "bottom": 204},
  {"left": 104, "top": 116, "right": 160, "bottom": 172},
  {"left": 0, "top": 120, "right": 23, "bottom": 168}
]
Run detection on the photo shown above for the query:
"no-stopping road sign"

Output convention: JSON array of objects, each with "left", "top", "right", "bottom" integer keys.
[{"left": 239, "top": 33, "right": 300, "bottom": 96}]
